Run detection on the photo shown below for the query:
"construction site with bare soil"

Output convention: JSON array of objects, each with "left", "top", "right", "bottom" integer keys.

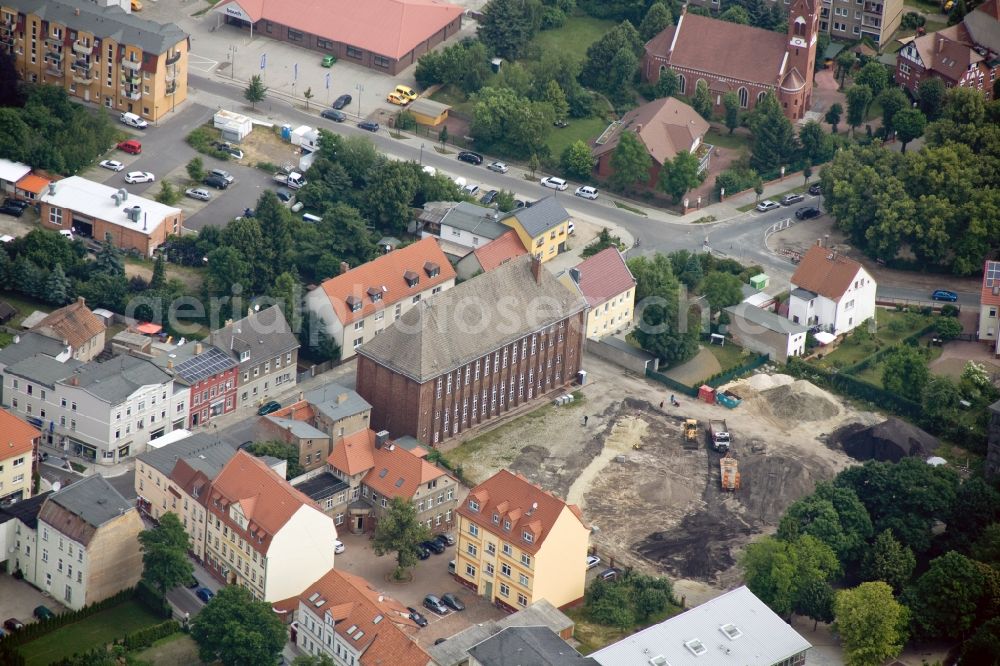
[{"left": 445, "top": 355, "right": 884, "bottom": 599}]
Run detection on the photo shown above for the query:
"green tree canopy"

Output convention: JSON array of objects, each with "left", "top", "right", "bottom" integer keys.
[
  {"left": 477, "top": 0, "right": 542, "bottom": 60},
  {"left": 580, "top": 20, "right": 644, "bottom": 96},
  {"left": 627, "top": 253, "right": 700, "bottom": 366},
  {"left": 893, "top": 107, "right": 926, "bottom": 153},
  {"left": 749, "top": 92, "right": 796, "bottom": 174},
  {"left": 795, "top": 579, "right": 835, "bottom": 631},
  {"left": 881, "top": 345, "right": 929, "bottom": 401},
  {"left": 658, "top": 150, "right": 702, "bottom": 203},
  {"left": 917, "top": 77, "right": 946, "bottom": 120},
  {"left": 845, "top": 85, "right": 872, "bottom": 135},
  {"left": 879, "top": 87, "right": 909, "bottom": 137},
  {"left": 639, "top": 2, "right": 673, "bottom": 40},
  {"left": 853, "top": 61, "right": 889, "bottom": 98},
  {"left": 471, "top": 86, "right": 555, "bottom": 159},
  {"left": 691, "top": 79, "right": 713, "bottom": 119},
  {"left": 191, "top": 586, "right": 287, "bottom": 666},
  {"left": 834, "top": 582, "right": 909, "bottom": 666},
  {"left": 722, "top": 91, "right": 741, "bottom": 134},
  {"left": 372, "top": 497, "right": 432, "bottom": 580},
  {"left": 700, "top": 271, "right": 743, "bottom": 310},
  {"left": 719, "top": 5, "right": 750, "bottom": 22},
  {"left": 137, "top": 512, "right": 194, "bottom": 595},
  {"left": 741, "top": 535, "right": 839, "bottom": 618},
  {"left": 825, "top": 103, "right": 843, "bottom": 133},
  {"left": 561, "top": 140, "right": 596, "bottom": 180},
  {"left": 905, "top": 551, "right": 987, "bottom": 640},
  {"left": 778, "top": 482, "right": 873, "bottom": 569},
  {"left": 243, "top": 74, "right": 267, "bottom": 109},
  {"left": 860, "top": 529, "right": 915, "bottom": 593},
  {"left": 609, "top": 130, "right": 652, "bottom": 190}
]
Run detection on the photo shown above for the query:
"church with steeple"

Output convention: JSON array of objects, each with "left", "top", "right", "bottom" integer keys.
[{"left": 641, "top": 0, "right": 819, "bottom": 121}]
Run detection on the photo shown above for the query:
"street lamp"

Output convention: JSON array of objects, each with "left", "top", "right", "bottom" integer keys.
[
  {"left": 355, "top": 83, "right": 364, "bottom": 117},
  {"left": 228, "top": 45, "right": 237, "bottom": 81},
  {"left": 420, "top": 143, "right": 424, "bottom": 165}
]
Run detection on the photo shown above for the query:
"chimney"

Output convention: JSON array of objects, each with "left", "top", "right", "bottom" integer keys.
[
  {"left": 340, "top": 261, "right": 350, "bottom": 274},
  {"left": 75, "top": 8, "right": 79, "bottom": 15},
  {"left": 531, "top": 255, "right": 543, "bottom": 285},
  {"left": 167, "top": 359, "right": 173, "bottom": 369},
  {"left": 569, "top": 267, "right": 581, "bottom": 284},
  {"left": 337, "top": 392, "right": 348, "bottom": 404},
  {"left": 194, "top": 342, "right": 203, "bottom": 355},
  {"left": 375, "top": 430, "right": 389, "bottom": 448},
  {"left": 298, "top": 391, "right": 304, "bottom": 402},
  {"left": 69, "top": 375, "right": 79, "bottom": 386},
  {"left": 937, "top": 36, "right": 944, "bottom": 53},
  {"left": 77, "top": 296, "right": 85, "bottom": 305},
  {"left": 48, "top": 183, "right": 56, "bottom": 195}
]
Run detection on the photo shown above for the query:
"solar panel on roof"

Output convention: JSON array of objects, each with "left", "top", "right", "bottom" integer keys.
[
  {"left": 174, "top": 347, "right": 236, "bottom": 383},
  {"left": 987, "top": 261, "right": 1000, "bottom": 287}
]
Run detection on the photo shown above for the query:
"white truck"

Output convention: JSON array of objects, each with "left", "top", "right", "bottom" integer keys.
[
  {"left": 709, "top": 420, "right": 731, "bottom": 453},
  {"left": 273, "top": 171, "right": 306, "bottom": 189}
]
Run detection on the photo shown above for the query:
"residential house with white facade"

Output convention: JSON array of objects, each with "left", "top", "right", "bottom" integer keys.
[
  {"left": 726, "top": 302, "right": 808, "bottom": 363},
  {"left": 787, "top": 243, "right": 876, "bottom": 336},
  {"left": 30, "top": 297, "right": 106, "bottom": 363},
  {"left": 558, "top": 248, "right": 636, "bottom": 340},
  {"left": 980, "top": 260, "right": 1000, "bottom": 355},
  {"left": 306, "top": 238, "right": 456, "bottom": 361}
]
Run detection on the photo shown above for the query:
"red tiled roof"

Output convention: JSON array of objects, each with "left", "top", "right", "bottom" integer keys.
[
  {"left": 16, "top": 174, "right": 50, "bottom": 194},
  {"left": 472, "top": 230, "right": 528, "bottom": 272},
  {"left": 317, "top": 237, "right": 455, "bottom": 325},
  {"left": 568, "top": 248, "right": 635, "bottom": 309},
  {"left": 284, "top": 568, "right": 429, "bottom": 666},
  {"left": 206, "top": 451, "right": 320, "bottom": 553},
  {"left": 270, "top": 400, "right": 316, "bottom": 423},
  {"left": 982, "top": 260, "right": 1000, "bottom": 307},
  {"left": 214, "top": 0, "right": 463, "bottom": 61},
  {"left": 328, "top": 430, "right": 377, "bottom": 476},
  {"left": 790, "top": 245, "right": 866, "bottom": 300},
  {"left": 0, "top": 409, "right": 40, "bottom": 461},
  {"left": 32, "top": 297, "right": 105, "bottom": 350},
  {"left": 328, "top": 429, "right": 449, "bottom": 498},
  {"left": 646, "top": 12, "right": 789, "bottom": 86},
  {"left": 592, "top": 97, "right": 708, "bottom": 165},
  {"left": 911, "top": 27, "right": 980, "bottom": 83},
  {"left": 456, "top": 470, "right": 587, "bottom": 555}
]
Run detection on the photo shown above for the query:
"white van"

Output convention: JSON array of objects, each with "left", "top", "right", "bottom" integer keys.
[{"left": 120, "top": 112, "right": 148, "bottom": 130}]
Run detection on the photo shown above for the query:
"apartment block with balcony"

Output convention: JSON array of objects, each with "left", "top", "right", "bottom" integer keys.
[
  {"left": 455, "top": 470, "right": 590, "bottom": 612},
  {"left": 0, "top": 0, "right": 189, "bottom": 122}
]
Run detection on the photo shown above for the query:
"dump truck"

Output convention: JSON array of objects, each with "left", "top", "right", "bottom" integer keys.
[
  {"left": 720, "top": 455, "right": 740, "bottom": 491},
  {"left": 709, "top": 419, "right": 731, "bottom": 453}
]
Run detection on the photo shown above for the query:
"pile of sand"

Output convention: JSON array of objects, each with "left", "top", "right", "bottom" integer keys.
[
  {"left": 762, "top": 379, "right": 840, "bottom": 422},
  {"left": 745, "top": 373, "right": 795, "bottom": 392}
]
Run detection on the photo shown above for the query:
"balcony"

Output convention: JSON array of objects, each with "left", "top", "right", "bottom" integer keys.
[
  {"left": 121, "top": 59, "right": 141, "bottom": 71},
  {"left": 72, "top": 40, "right": 92, "bottom": 55},
  {"left": 124, "top": 89, "right": 141, "bottom": 101},
  {"left": 73, "top": 70, "right": 96, "bottom": 85},
  {"left": 44, "top": 34, "right": 63, "bottom": 47},
  {"left": 166, "top": 51, "right": 180, "bottom": 65},
  {"left": 45, "top": 65, "right": 63, "bottom": 78},
  {"left": 166, "top": 82, "right": 177, "bottom": 96},
  {"left": 165, "top": 68, "right": 176, "bottom": 82},
  {"left": 0, "top": 24, "right": 13, "bottom": 36},
  {"left": 123, "top": 70, "right": 141, "bottom": 85}
]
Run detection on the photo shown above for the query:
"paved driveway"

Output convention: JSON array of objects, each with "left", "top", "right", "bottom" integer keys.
[{"left": 0, "top": 576, "right": 67, "bottom": 628}]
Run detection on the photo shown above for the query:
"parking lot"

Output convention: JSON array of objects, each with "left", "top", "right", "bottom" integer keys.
[
  {"left": 332, "top": 530, "right": 506, "bottom": 647},
  {"left": 0, "top": 575, "right": 67, "bottom": 630}
]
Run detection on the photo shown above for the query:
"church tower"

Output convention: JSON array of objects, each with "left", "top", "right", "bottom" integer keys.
[{"left": 780, "top": 0, "right": 820, "bottom": 118}]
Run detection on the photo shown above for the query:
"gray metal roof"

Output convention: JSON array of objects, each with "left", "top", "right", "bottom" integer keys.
[
  {"left": 467, "top": 626, "right": 597, "bottom": 666},
  {"left": 304, "top": 382, "right": 372, "bottom": 423},
  {"left": 357, "top": 254, "right": 588, "bottom": 383},
  {"left": 3, "top": 0, "right": 188, "bottom": 55},
  {"left": 210, "top": 305, "right": 300, "bottom": 370},
  {"left": 0, "top": 491, "right": 52, "bottom": 530},
  {"left": 293, "top": 472, "right": 350, "bottom": 502},
  {"left": 6, "top": 354, "right": 81, "bottom": 387},
  {"left": 137, "top": 432, "right": 236, "bottom": 477},
  {"left": 591, "top": 586, "right": 811, "bottom": 666},
  {"left": 48, "top": 474, "right": 134, "bottom": 529},
  {"left": 726, "top": 302, "right": 808, "bottom": 336},
  {"left": 501, "top": 196, "right": 570, "bottom": 237},
  {"left": 264, "top": 415, "right": 328, "bottom": 440},
  {"left": 790, "top": 287, "right": 817, "bottom": 301},
  {"left": 72, "top": 354, "right": 172, "bottom": 404},
  {"left": 0, "top": 331, "right": 71, "bottom": 367},
  {"left": 440, "top": 202, "right": 510, "bottom": 239},
  {"left": 428, "top": 600, "right": 575, "bottom": 666}
]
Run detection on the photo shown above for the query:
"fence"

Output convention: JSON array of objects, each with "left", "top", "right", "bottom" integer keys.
[
  {"left": 645, "top": 368, "right": 700, "bottom": 397},
  {"left": 646, "top": 352, "right": 770, "bottom": 396}
]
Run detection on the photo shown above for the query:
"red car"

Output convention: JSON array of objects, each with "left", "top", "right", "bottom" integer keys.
[{"left": 117, "top": 139, "right": 142, "bottom": 155}]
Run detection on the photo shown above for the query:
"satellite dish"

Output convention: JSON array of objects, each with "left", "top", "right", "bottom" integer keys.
[{"left": 51, "top": 482, "right": 62, "bottom": 492}]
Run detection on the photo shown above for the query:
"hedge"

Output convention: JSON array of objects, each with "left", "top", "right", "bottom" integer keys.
[
  {"left": 122, "top": 620, "right": 180, "bottom": 651},
  {"left": 0, "top": 586, "right": 136, "bottom": 647},
  {"left": 136, "top": 579, "right": 172, "bottom": 619}
]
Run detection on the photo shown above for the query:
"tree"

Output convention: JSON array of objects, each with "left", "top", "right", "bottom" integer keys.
[
  {"left": 854, "top": 61, "right": 889, "bottom": 98},
  {"left": 720, "top": 5, "right": 751, "bottom": 23},
  {"left": 303, "top": 86, "right": 314, "bottom": 110},
  {"left": 588, "top": 583, "right": 636, "bottom": 628},
  {"left": 627, "top": 253, "right": 700, "bottom": 366},
  {"left": 270, "top": 271, "right": 302, "bottom": 334},
  {"left": 881, "top": 345, "right": 929, "bottom": 401},
  {"left": 803, "top": 164, "right": 813, "bottom": 186},
  {"left": 905, "top": 551, "right": 986, "bottom": 640},
  {"left": 934, "top": 314, "right": 963, "bottom": 340},
  {"left": 155, "top": 181, "right": 180, "bottom": 206},
  {"left": 861, "top": 530, "right": 915, "bottom": 593},
  {"left": 834, "top": 582, "right": 909, "bottom": 666},
  {"left": 243, "top": 74, "right": 267, "bottom": 110},
  {"left": 825, "top": 103, "right": 843, "bottom": 133},
  {"left": 245, "top": 441, "right": 303, "bottom": 479},
  {"left": 722, "top": 92, "right": 740, "bottom": 134},
  {"left": 678, "top": 253, "right": 703, "bottom": 290},
  {"left": 186, "top": 156, "right": 205, "bottom": 182},
  {"left": 945, "top": 478, "right": 1000, "bottom": 554},
  {"left": 798, "top": 120, "right": 826, "bottom": 164},
  {"left": 373, "top": 497, "right": 432, "bottom": 580},
  {"left": 749, "top": 92, "right": 796, "bottom": 174},
  {"left": 879, "top": 87, "right": 909, "bottom": 138},
  {"left": 44, "top": 262, "right": 72, "bottom": 306},
  {"left": 796, "top": 579, "right": 835, "bottom": 631},
  {"left": 363, "top": 160, "right": 421, "bottom": 236},
  {"left": 917, "top": 77, "right": 946, "bottom": 120},
  {"left": 137, "top": 512, "right": 193, "bottom": 595},
  {"left": 292, "top": 655, "right": 335, "bottom": 666},
  {"left": 478, "top": 0, "right": 541, "bottom": 60},
  {"left": 528, "top": 154, "right": 540, "bottom": 178},
  {"left": 222, "top": 216, "right": 268, "bottom": 293},
  {"left": 94, "top": 240, "right": 125, "bottom": 277},
  {"left": 471, "top": 86, "right": 554, "bottom": 158},
  {"left": 639, "top": 2, "right": 673, "bottom": 40},
  {"left": 836, "top": 50, "right": 856, "bottom": 89},
  {"left": 191, "top": 586, "right": 286, "bottom": 666},
  {"left": 893, "top": 107, "right": 926, "bottom": 153},
  {"left": 845, "top": 86, "right": 872, "bottom": 136},
  {"left": 609, "top": 130, "right": 652, "bottom": 190},
  {"left": 206, "top": 246, "right": 250, "bottom": 297},
  {"left": 543, "top": 79, "right": 569, "bottom": 122},
  {"left": 700, "top": 271, "right": 743, "bottom": 310},
  {"left": 691, "top": 79, "right": 713, "bottom": 120},
  {"left": 255, "top": 190, "right": 294, "bottom": 276},
  {"left": 778, "top": 482, "right": 874, "bottom": 569},
  {"left": 658, "top": 150, "right": 702, "bottom": 203},
  {"left": 963, "top": 617, "right": 1000, "bottom": 665},
  {"left": 581, "top": 20, "right": 644, "bottom": 96},
  {"left": 741, "top": 535, "right": 840, "bottom": 618},
  {"left": 921, "top": 375, "right": 961, "bottom": 420},
  {"left": 582, "top": 227, "right": 623, "bottom": 258},
  {"left": 438, "top": 124, "right": 449, "bottom": 146},
  {"left": 561, "top": 140, "right": 596, "bottom": 180}
]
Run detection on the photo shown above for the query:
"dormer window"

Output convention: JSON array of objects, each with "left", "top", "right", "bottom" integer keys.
[
  {"left": 522, "top": 530, "right": 533, "bottom": 543},
  {"left": 404, "top": 270, "right": 420, "bottom": 287},
  {"left": 503, "top": 519, "right": 511, "bottom": 531},
  {"left": 424, "top": 261, "right": 440, "bottom": 278},
  {"left": 240, "top": 350, "right": 250, "bottom": 362},
  {"left": 468, "top": 499, "right": 479, "bottom": 512},
  {"left": 492, "top": 513, "right": 500, "bottom": 525},
  {"left": 367, "top": 287, "right": 383, "bottom": 303},
  {"left": 346, "top": 295, "right": 363, "bottom": 312}
]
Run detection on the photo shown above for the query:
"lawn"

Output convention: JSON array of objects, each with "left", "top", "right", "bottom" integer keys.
[
  {"left": 18, "top": 600, "right": 163, "bottom": 666},
  {"left": 566, "top": 603, "right": 683, "bottom": 654},
  {"left": 810, "top": 309, "right": 932, "bottom": 371},
  {"left": 853, "top": 343, "right": 942, "bottom": 388},
  {"left": 903, "top": 0, "right": 942, "bottom": 13},
  {"left": 0, "top": 291, "right": 54, "bottom": 327},
  {"left": 429, "top": 84, "right": 475, "bottom": 118},
  {"left": 132, "top": 632, "right": 205, "bottom": 666},
  {"left": 544, "top": 116, "right": 609, "bottom": 162},
  {"left": 705, "top": 340, "right": 752, "bottom": 374},
  {"left": 531, "top": 15, "right": 615, "bottom": 64},
  {"left": 704, "top": 129, "right": 751, "bottom": 151}
]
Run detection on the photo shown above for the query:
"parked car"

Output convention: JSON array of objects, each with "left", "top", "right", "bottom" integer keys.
[
  {"left": 3, "top": 618, "right": 24, "bottom": 632},
  {"left": 185, "top": 188, "right": 212, "bottom": 202},
  {"left": 406, "top": 607, "right": 428, "bottom": 627},
  {"left": 480, "top": 189, "right": 499, "bottom": 205},
  {"left": 434, "top": 638, "right": 447, "bottom": 645},
  {"left": 462, "top": 184, "right": 480, "bottom": 197},
  {"left": 586, "top": 554, "right": 601, "bottom": 569},
  {"left": 416, "top": 545, "right": 431, "bottom": 560},
  {"left": 780, "top": 193, "right": 805, "bottom": 206},
  {"left": 210, "top": 169, "right": 235, "bottom": 184},
  {"left": 4, "top": 198, "right": 27, "bottom": 212},
  {"left": 123, "top": 171, "right": 155, "bottom": 184},
  {"left": 435, "top": 533, "right": 456, "bottom": 546},
  {"left": 540, "top": 176, "right": 568, "bottom": 191},
  {"left": 808, "top": 182, "right": 822, "bottom": 196},
  {"left": 423, "top": 594, "right": 450, "bottom": 615},
  {"left": 99, "top": 159, "right": 125, "bottom": 172},
  {"left": 441, "top": 593, "right": 465, "bottom": 612},
  {"left": 513, "top": 199, "right": 526, "bottom": 208},
  {"left": 932, "top": 289, "right": 959, "bottom": 302},
  {"left": 457, "top": 151, "right": 484, "bottom": 165},
  {"left": 334, "top": 539, "right": 345, "bottom": 554},
  {"left": 33, "top": 606, "right": 54, "bottom": 621},
  {"left": 276, "top": 188, "right": 293, "bottom": 203},
  {"left": 394, "top": 85, "right": 418, "bottom": 101},
  {"left": 567, "top": 222, "right": 575, "bottom": 235},
  {"left": 214, "top": 142, "right": 244, "bottom": 160},
  {"left": 358, "top": 120, "right": 380, "bottom": 132},
  {"left": 321, "top": 55, "right": 336, "bottom": 68},
  {"left": 196, "top": 587, "right": 214, "bottom": 604},
  {"left": 117, "top": 139, "right": 142, "bottom": 154},
  {"left": 487, "top": 161, "right": 509, "bottom": 173},
  {"left": 599, "top": 567, "right": 622, "bottom": 581},
  {"left": 332, "top": 94, "right": 352, "bottom": 110},
  {"left": 203, "top": 174, "right": 230, "bottom": 190},
  {"left": 421, "top": 539, "right": 446, "bottom": 555},
  {"left": 0, "top": 202, "right": 24, "bottom": 217},
  {"left": 387, "top": 92, "right": 409, "bottom": 106},
  {"left": 257, "top": 400, "right": 281, "bottom": 416},
  {"left": 794, "top": 206, "right": 821, "bottom": 220},
  {"left": 575, "top": 185, "right": 598, "bottom": 200},
  {"left": 320, "top": 108, "right": 346, "bottom": 122},
  {"left": 756, "top": 199, "right": 780, "bottom": 212},
  {"left": 186, "top": 577, "right": 200, "bottom": 589}
]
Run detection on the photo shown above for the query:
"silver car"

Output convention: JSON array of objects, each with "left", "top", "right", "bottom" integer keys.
[
  {"left": 123, "top": 171, "right": 155, "bottom": 184},
  {"left": 487, "top": 161, "right": 509, "bottom": 173},
  {"left": 185, "top": 188, "right": 212, "bottom": 202}
]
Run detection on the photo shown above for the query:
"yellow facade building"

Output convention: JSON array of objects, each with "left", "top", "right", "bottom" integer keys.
[
  {"left": 0, "top": 409, "right": 39, "bottom": 504},
  {"left": 559, "top": 247, "right": 637, "bottom": 340},
  {"left": 0, "top": 0, "right": 189, "bottom": 123},
  {"left": 455, "top": 470, "right": 590, "bottom": 612},
  {"left": 501, "top": 196, "right": 571, "bottom": 264}
]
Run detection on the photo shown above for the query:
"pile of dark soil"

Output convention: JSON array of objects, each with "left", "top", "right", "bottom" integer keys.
[{"left": 833, "top": 418, "right": 939, "bottom": 462}]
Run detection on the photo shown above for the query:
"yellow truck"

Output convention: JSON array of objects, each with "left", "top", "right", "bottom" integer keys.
[{"left": 721, "top": 455, "right": 740, "bottom": 491}]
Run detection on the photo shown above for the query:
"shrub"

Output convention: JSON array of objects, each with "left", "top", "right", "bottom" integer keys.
[
  {"left": 185, "top": 126, "right": 230, "bottom": 161},
  {"left": 123, "top": 620, "right": 180, "bottom": 651},
  {"left": 395, "top": 111, "right": 417, "bottom": 131},
  {"left": 940, "top": 304, "right": 959, "bottom": 318},
  {"left": 715, "top": 163, "right": 762, "bottom": 197}
]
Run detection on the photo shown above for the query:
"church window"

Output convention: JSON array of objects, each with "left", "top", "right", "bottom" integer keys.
[{"left": 738, "top": 87, "right": 749, "bottom": 108}]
